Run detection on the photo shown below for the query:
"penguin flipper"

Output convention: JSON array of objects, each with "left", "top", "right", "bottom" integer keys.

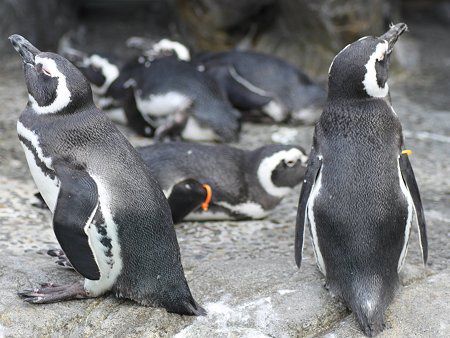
[
  {"left": 295, "top": 150, "right": 322, "bottom": 268},
  {"left": 399, "top": 153, "right": 428, "bottom": 265},
  {"left": 53, "top": 165, "right": 101, "bottom": 280},
  {"left": 226, "top": 65, "right": 273, "bottom": 110},
  {"left": 168, "top": 179, "right": 207, "bottom": 223}
]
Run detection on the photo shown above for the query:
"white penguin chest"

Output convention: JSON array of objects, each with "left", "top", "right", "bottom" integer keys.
[
  {"left": 17, "top": 121, "right": 60, "bottom": 213},
  {"left": 184, "top": 201, "right": 269, "bottom": 221},
  {"left": 135, "top": 91, "right": 191, "bottom": 117}
]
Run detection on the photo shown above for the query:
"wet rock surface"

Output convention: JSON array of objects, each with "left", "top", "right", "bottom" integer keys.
[{"left": 0, "top": 19, "right": 449, "bottom": 337}]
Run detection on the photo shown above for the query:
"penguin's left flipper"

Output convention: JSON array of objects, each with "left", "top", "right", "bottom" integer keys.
[
  {"left": 53, "top": 165, "right": 101, "bottom": 280},
  {"left": 399, "top": 153, "right": 428, "bottom": 265},
  {"left": 295, "top": 150, "right": 322, "bottom": 268},
  {"left": 168, "top": 179, "right": 207, "bottom": 223}
]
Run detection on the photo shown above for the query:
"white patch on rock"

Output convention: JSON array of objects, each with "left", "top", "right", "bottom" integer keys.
[
  {"left": 277, "top": 289, "right": 296, "bottom": 295},
  {"left": 29, "top": 56, "right": 71, "bottom": 114},
  {"left": 362, "top": 41, "right": 389, "bottom": 97},
  {"left": 403, "top": 130, "right": 450, "bottom": 143},
  {"left": 174, "top": 295, "right": 278, "bottom": 338},
  {"left": 271, "top": 127, "right": 298, "bottom": 144}
]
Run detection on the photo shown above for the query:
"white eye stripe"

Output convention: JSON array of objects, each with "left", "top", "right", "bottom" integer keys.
[
  {"left": 29, "top": 56, "right": 71, "bottom": 114},
  {"left": 87, "top": 54, "right": 119, "bottom": 95},
  {"left": 362, "top": 41, "right": 389, "bottom": 98}
]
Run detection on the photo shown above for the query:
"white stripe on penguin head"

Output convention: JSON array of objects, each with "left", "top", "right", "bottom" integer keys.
[
  {"left": 87, "top": 55, "right": 120, "bottom": 95},
  {"left": 257, "top": 148, "right": 305, "bottom": 197},
  {"left": 29, "top": 56, "right": 72, "bottom": 114},
  {"left": 362, "top": 41, "right": 389, "bottom": 98}
]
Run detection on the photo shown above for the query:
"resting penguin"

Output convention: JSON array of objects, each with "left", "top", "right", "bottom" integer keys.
[
  {"left": 195, "top": 50, "right": 326, "bottom": 125},
  {"left": 65, "top": 49, "right": 241, "bottom": 142},
  {"left": 127, "top": 37, "right": 191, "bottom": 61},
  {"left": 137, "top": 142, "right": 308, "bottom": 222},
  {"left": 294, "top": 23, "right": 428, "bottom": 336},
  {"left": 119, "top": 55, "right": 241, "bottom": 142},
  {"left": 62, "top": 49, "right": 123, "bottom": 110},
  {"left": 9, "top": 34, "right": 205, "bottom": 315}
]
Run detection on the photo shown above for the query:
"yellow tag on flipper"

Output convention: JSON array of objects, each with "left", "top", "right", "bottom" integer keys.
[{"left": 402, "top": 149, "right": 412, "bottom": 156}]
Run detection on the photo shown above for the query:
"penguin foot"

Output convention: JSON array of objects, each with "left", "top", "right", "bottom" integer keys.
[
  {"left": 47, "top": 249, "right": 74, "bottom": 269},
  {"left": 18, "top": 281, "right": 88, "bottom": 304},
  {"left": 31, "top": 192, "right": 48, "bottom": 209}
]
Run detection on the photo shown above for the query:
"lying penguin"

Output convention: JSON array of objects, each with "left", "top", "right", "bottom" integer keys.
[
  {"left": 295, "top": 23, "right": 428, "bottom": 336},
  {"left": 121, "top": 55, "right": 242, "bottom": 142},
  {"left": 33, "top": 142, "right": 308, "bottom": 223},
  {"left": 127, "top": 37, "right": 191, "bottom": 61},
  {"left": 10, "top": 35, "right": 204, "bottom": 315},
  {"left": 138, "top": 142, "right": 308, "bottom": 222},
  {"left": 195, "top": 50, "right": 327, "bottom": 125},
  {"left": 64, "top": 48, "right": 241, "bottom": 142}
]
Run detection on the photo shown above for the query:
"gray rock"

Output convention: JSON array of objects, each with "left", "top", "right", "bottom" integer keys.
[{"left": 0, "top": 0, "right": 77, "bottom": 54}]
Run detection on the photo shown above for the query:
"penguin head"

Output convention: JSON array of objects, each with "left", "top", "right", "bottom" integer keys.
[
  {"left": 64, "top": 50, "right": 121, "bottom": 96},
  {"left": 127, "top": 37, "right": 191, "bottom": 61},
  {"left": 254, "top": 145, "right": 308, "bottom": 198},
  {"left": 328, "top": 23, "right": 407, "bottom": 99},
  {"left": 9, "top": 34, "right": 93, "bottom": 114}
]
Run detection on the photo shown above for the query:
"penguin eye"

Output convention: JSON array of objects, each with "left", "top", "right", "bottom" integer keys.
[
  {"left": 42, "top": 67, "right": 52, "bottom": 77},
  {"left": 285, "top": 159, "right": 297, "bottom": 167},
  {"left": 376, "top": 53, "right": 385, "bottom": 62}
]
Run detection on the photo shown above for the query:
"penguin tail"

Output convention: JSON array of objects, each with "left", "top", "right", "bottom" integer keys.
[
  {"left": 351, "top": 301, "right": 386, "bottom": 337},
  {"left": 341, "top": 274, "right": 397, "bottom": 337},
  {"left": 164, "top": 297, "right": 207, "bottom": 316}
]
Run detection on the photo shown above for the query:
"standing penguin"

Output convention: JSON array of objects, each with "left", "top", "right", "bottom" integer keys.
[
  {"left": 294, "top": 24, "right": 428, "bottom": 336},
  {"left": 137, "top": 142, "right": 308, "bottom": 222},
  {"left": 10, "top": 35, "right": 204, "bottom": 315}
]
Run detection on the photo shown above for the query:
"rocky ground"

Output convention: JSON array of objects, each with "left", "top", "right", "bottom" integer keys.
[{"left": 0, "top": 19, "right": 449, "bottom": 337}]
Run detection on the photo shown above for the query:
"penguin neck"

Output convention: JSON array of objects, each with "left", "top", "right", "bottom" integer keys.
[
  {"left": 29, "top": 95, "right": 95, "bottom": 116},
  {"left": 245, "top": 152, "right": 285, "bottom": 209}
]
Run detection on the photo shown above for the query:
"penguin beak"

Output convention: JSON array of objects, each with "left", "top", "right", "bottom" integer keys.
[
  {"left": 379, "top": 23, "right": 408, "bottom": 54},
  {"left": 9, "top": 34, "right": 40, "bottom": 66}
]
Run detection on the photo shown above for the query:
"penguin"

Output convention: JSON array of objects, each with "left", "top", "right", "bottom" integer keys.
[
  {"left": 62, "top": 49, "right": 125, "bottom": 110},
  {"left": 294, "top": 23, "right": 428, "bottom": 336},
  {"left": 65, "top": 49, "right": 241, "bottom": 142},
  {"left": 118, "top": 55, "right": 241, "bottom": 142},
  {"left": 194, "top": 50, "right": 327, "bottom": 125},
  {"left": 127, "top": 37, "right": 191, "bottom": 61},
  {"left": 9, "top": 34, "right": 205, "bottom": 315},
  {"left": 137, "top": 142, "right": 308, "bottom": 222}
]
